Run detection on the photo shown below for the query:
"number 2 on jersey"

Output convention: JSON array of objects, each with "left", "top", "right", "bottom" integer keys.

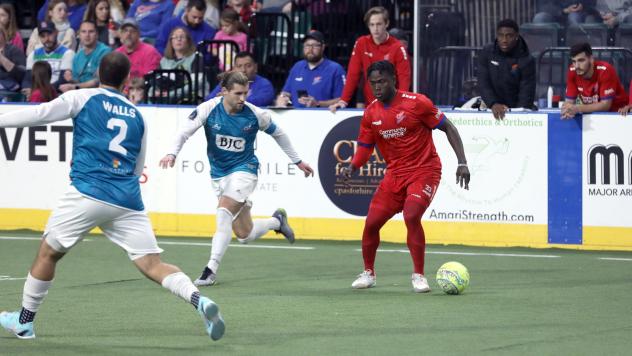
[{"left": 107, "top": 118, "right": 128, "bottom": 155}]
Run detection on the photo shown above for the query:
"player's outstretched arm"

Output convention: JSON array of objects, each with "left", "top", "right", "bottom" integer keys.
[
  {"left": 159, "top": 154, "right": 176, "bottom": 169},
  {"left": 297, "top": 161, "right": 314, "bottom": 177},
  {"left": 0, "top": 96, "right": 73, "bottom": 128},
  {"left": 437, "top": 118, "right": 470, "bottom": 190}
]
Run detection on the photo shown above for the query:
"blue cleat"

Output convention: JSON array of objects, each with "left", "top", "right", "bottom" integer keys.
[
  {"left": 0, "top": 311, "right": 35, "bottom": 339},
  {"left": 197, "top": 296, "right": 225, "bottom": 341},
  {"left": 272, "top": 208, "right": 295, "bottom": 244}
]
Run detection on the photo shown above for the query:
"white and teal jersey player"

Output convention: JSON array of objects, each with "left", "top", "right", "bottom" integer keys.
[
  {"left": 0, "top": 52, "right": 225, "bottom": 341},
  {"left": 160, "top": 71, "right": 314, "bottom": 286}
]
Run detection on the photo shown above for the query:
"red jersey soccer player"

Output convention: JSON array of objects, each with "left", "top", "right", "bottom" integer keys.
[
  {"left": 562, "top": 42, "right": 628, "bottom": 119},
  {"left": 341, "top": 61, "right": 470, "bottom": 293},
  {"left": 329, "top": 6, "right": 410, "bottom": 112}
]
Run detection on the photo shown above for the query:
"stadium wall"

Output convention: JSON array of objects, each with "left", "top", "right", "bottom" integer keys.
[{"left": 0, "top": 104, "right": 630, "bottom": 251}]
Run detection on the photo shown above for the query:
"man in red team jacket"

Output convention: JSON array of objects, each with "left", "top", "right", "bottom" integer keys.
[
  {"left": 562, "top": 42, "right": 628, "bottom": 119},
  {"left": 329, "top": 6, "right": 410, "bottom": 112},
  {"left": 341, "top": 61, "right": 470, "bottom": 293}
]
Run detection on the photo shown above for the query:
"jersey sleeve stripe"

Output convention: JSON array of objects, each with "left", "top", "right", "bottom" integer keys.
[
  {"left": 600, "top": 96, "right": 614, "bottom": 101},
  {"left": 357, "top": 141, "right": 374, "bottom": 148},
  {"left": 264, "top": 121, "right": 277, "bottom": 134},
  {"left": 433, "top": 115, "right": 447, "bottom": 129}
]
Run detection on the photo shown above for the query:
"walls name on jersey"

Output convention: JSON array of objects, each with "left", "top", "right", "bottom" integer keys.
[
  {"left": 102, "top": 102, "right": 137, "bottom": 118},
  {"left": 215, "top": 134, "right": 246, "bottom": 152}
]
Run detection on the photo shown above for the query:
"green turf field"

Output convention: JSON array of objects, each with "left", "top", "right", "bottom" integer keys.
[{"left": 1, "top": 232, "right": 632, "bottom": 355}]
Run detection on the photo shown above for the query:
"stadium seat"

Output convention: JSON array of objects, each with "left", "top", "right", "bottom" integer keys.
[
  {"left": 519, "top": 22, "right": 561, "bottom": 56},
  {"left": 247, "top": 12, "right": 293, "bottom": 92},
  {"left": 425, "top": 46, "right": 480, "bottom": 106},
  {"left": 565, "top": 23, "right": 609, "bottom": 47},
  {"left": 194, "top": 39, "right": 240, "bottom": 101},
  {"left": 144, "top": 69, "right": 194, "bottom": 105},
  {"left": 615, "top": 23, "right": 632, "bottom": 49}
]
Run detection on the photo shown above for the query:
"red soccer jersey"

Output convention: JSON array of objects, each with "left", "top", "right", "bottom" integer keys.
[
  {"left": 356, "top": 91, "right": 444, "bottom": 176},
  {"left": 565, "top": 60, "right": 628, "bottom": 111},
  {"left": 341, "top": 34, "right": 411, "bottom": 105}
]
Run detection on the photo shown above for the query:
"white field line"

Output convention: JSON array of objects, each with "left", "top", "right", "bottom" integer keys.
[
  {"left": 598, "top": 257, "right": 632, "bottom": 261},
  {"left": 157, "top": 240, "right": 315, "bottom": 250},
  {"left": 357, "top": 249, "right": 561, "bottom": 258},
  {"left": 0, "top": 236, "right": 93, "bottom": 242}
]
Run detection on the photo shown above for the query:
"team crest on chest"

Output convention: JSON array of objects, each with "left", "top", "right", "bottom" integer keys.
[{"left": 396, "top": 111, "right": 406, "bottom": 124}]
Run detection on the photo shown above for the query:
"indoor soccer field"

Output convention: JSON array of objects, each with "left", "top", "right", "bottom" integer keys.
[{"left": 1, "top": 232, "right": 631, "bottom": 355}]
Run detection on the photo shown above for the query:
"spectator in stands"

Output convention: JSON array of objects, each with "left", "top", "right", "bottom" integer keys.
[
  {"left": 127, "top": 0, "right": 175, "bottom": 42},
  {"left": 477, "top": 19, "right": 536, "bottom": 120},
  {"left": 276, "top": 30, "right": 346, "bottom": 108},
  {"left": 127, "top": 76, "right": 145, "bottom": 104},
  {"left": 28, "top": 0, "right": 77, "bottom": 56},
  {"left": 213, "top": 8, "right": 248, "bottom": 70},
  {"left": 205, "top": 51, "right": 274, "bottom": 106},
  {"left": 115, "top": 18, "right": 161, "bottom": 79},
  {"left": 29, "top": 61, "right": 59, "bottom": 102},
  {"left": 596, "top": 0, "right": 632, "bottom": 28},
  {"left": 174, "top": 0, "right": 220, "bottom": 30},
  {"left": 0, "top": 3, "right": 24, "bottom": 53},
  {"left": 59, "top": 21, "right": 112, "bottom": 92},
  {"left": 38, "top": 0, "right": 87, "bottom": 31},
  {"left": 329, "top": 6, "right": 411, "bottom": 112},
  {"left": 83, "top": 0, "right": 121, "bottom": 47},
  {"left": 0, "top": 27, "right": 26, "bottom": 100},
  {"left": 160, "top": 27, "right": 199, "bottom": 71},
  {"left": 155, "top": 0, "right": 217, "bottom": 54},
  {"left": 562, "top": 42, "right": 628, "bottom": 119},
  {"left": 22, "top": 21, "right": 75, "bottom": 98},
  {"left": 225, "top": 0, "right": 261, "bottom": 24},
  {"left": 533, "top": 1, "right": 600, "bottom": 25}
]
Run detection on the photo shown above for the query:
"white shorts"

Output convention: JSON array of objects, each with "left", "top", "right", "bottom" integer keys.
[
  {"left": 44, "top": 186, "right": 163, "bottom": 260},
  {"left": 211, "top": 171, "right": 258, "bottom": 203}
]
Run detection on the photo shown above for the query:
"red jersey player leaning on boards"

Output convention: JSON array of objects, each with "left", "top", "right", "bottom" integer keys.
[
  {"left": 329, "top": 6, "right": 410, "bottom": 112},
  {"left": 561, "top": 42, "right": 628, "bottom": 119},
  {"left": 341, "top": 60, "right": 470, "bottom": 293}
]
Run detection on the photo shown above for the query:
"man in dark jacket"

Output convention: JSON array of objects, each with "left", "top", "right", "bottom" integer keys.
[{"left": 477, "top": 19, "right": 536, "bottom": 119}]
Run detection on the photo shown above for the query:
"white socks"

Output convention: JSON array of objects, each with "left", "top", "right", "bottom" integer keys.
[
  {"left": 237, "top": 218, "right": 280, "bottom": 244},
  {"left": 207, "top": 208, "right": 234, "bottom": 273},
  {"left": 22, "top": 273, "right": 52, "bottom": 313},
  {"left": 161, "top": 272, "right": 198, "bottom": 303}
]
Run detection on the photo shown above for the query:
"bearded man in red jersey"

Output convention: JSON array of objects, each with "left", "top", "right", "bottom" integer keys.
[{"left": 341, "top": 60, "right": 470, "bottom": 293}]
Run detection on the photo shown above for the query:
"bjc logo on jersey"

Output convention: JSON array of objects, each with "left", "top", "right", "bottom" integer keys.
[{"left": 216, "top": 134, "right": 245, "bottom": 152}]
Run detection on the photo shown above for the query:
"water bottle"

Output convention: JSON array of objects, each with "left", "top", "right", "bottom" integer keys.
[{"left": 547, "top": 86, "right": 554, "bottom": 108}]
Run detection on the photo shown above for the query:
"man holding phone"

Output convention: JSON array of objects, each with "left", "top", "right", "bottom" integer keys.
[{"left": 275, "top": 30, "right": 346, "bottom": 108}]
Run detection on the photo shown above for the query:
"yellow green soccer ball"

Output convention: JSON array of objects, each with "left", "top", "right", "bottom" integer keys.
[{"left": 436, "top": 261, "right": 470, "bottom": 295}]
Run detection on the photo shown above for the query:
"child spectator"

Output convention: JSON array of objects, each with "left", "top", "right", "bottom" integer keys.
[
  {"left": 213, "top": 8, "right": 247, "bottom": 70},
  {"left": 28, "top": 0, "right": 77, "bottom": 56},
  {"left": 83, "top": 0, "right": 120, "bottom": 47},
  {"left": 29, "top": 61, "right": 59, "bottom": 103},
  {"left": 127, "top": 76, "right": 145, "bottom": 104},
  {"left": 0, "top": 3, "right": 24, "bottom": 53},
  {"left": 38, "top": 0, "right": 88, "bottom": 31}
]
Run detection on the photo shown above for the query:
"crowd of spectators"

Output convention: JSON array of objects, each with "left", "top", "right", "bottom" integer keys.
[{"left": 0, "top": 0, "right": 630, "bottom": 117}]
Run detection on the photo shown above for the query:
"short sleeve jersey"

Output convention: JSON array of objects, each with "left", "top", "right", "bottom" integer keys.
[
  {"left": 61, "top": 88, "right": 146, "bottom": 211},
  {"left": 565, "top": 60, "right": 628, "bottom": 111},
  {"left": 189, "top": 97, "right": 277, "bottom": 178},
  {"left": 357, "top": 91, "right": 444, "bottom": 176}
]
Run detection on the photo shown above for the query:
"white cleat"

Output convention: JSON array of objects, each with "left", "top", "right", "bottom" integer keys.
[
  {"left": 412, "top": 273, "right": 431, "bottom": 293},
  {"left": 351, "top": 270, "right": 376, "bottom": 289}
]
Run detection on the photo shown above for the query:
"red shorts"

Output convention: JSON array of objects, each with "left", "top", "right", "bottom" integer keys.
[{"left": 369, "top": 171, "right": 441, "bottom": 216}]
